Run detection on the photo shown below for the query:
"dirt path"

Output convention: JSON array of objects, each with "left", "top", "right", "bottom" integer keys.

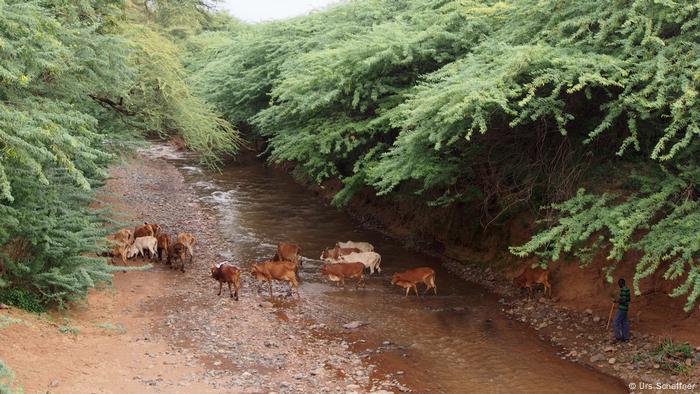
[{"left": 0, "top": 152, "right": 388, "bottom": 394}]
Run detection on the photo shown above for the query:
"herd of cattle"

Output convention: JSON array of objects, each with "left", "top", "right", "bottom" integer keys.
[
  {"left": 110, "top": 222, "right": 551, "bottom": 302},
  {"left": 109, "top": 223, "right": 195, "bottom": 273}
]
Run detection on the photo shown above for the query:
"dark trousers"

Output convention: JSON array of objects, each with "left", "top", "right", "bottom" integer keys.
[{"left": 613, "top": 309, "right": 629, "bottom": 341}]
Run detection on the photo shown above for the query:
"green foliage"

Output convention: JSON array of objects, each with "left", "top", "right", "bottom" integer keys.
[
  {"left": 0, "top": 289, "right": 45, "bottom": 313},
  {"left": 58, "top": 324, "right": 79, "bottom": 336},
  {"left": 196, "top": 0, "right": 700, "bottom": 312},
  {"left": 0, "top": 0, "right": 239, "bottom": 309},
  {"left": 120, "top": 23, "right": 241, "bottom": 166},
  {"left": 652, "top": 337, "right": 694, "bottom": 374},
  {"left": 0, "top": 316, "right": 22, "bottom": 330},
  {"left": 0, "top": 359, "right": 21, "bottom": 394},
  {"left": 511, "top": 168, "right": 700, "bottom": 311},
  {"left": 0, "top": 0, "right": 125, "bottom": 309}
]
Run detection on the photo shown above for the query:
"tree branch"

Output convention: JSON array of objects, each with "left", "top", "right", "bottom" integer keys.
[{"left": 88, "top": 95, "right": 136, "bottom": 116}]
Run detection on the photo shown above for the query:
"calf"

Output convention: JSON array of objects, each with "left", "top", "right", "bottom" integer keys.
[
  {"left": 320, "top": 262, "right": 365, "bottom": 289},
  {"left": 320, "top": 246, "right": 361, "bottom": 262},
  {"left": 127, "top": 236, "right": 157, "bottom": 260},
  {"left": 250, "top": 260, "right": 300, "bottom": 299},
  {"left": 336, "top": 241, "right": 374, "bottom": 253},
  {"left": 211, "top": 263, "right": 241, "bottom": 300},
  {"left": 513, "top": 266, "right": 551, "bottom": 299},
  {"left": 113, "top": 228, "right": 134, "bottom": 245},
  {"left": 391, "top": 267, "right": 437, "bottom": 298},
  {"left": 156, "top": 233, "right": 170, "bottom": 263},
  {"left": 134, "top": 222, "right": 161, "bottom": 238},
  {"left": 176, "top": 232, "right": 196, "bottom": 263},
  {"left": 111, "top": 242, "right": 128, "bottom": 265},
  {"left": 170, "top": 241, "right": 188, "bottom": 272},
  {"left": 339, "top": 251, "right": 382, "bottom": 274},
  {"left": 273, "top": 242, "right": 302, "bottom": 268}
]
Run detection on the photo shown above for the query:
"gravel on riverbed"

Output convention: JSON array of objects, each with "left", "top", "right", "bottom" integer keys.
[{"left": 114, "top": 148, "right": 400, "bottom": 393}]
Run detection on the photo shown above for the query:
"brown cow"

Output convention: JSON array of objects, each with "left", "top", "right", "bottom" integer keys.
[
  {"left": 134, "top": 222, "right": 161, "bottom": 239},
  {"left": 111, "top": 242, "right": 128, "bottom": 265},
  {"left": 513, "top": 266, "right": 551, "bottom": 299},
  {"left": 319, "top": 246, "right": 361, "bottom": 261},
  {"left": 320, "top": 262, "right": 365, "bottom": 289},
  {"left": 156, "top": 233, "right": 170, "bottom": 263},
  {"left": 170, "top": 241, "right": 188, "bottom": 272},
  {"left": 176, "top": 232, "right": 196, "bottom": 263},
  {"left": 113, "top": 228, "right": 134, "bottom": 245},
  {"left": 250, "top": 260, "right": 300, "bottom": 299},
  {"left": 211, "top": 263, "right": 241, "bottom": 300},
  {"left": 272, "top": 242, "right": 302, "bottom": 268},
  {"left": 391, "top": 267, "right": 437, "bottom": 298}
]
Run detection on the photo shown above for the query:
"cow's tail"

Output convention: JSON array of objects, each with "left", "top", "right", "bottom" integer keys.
[{"left": 376, "top": 254, "right": 382, "bottom": 274}]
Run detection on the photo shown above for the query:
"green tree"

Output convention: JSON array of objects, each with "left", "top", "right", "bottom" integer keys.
[
  {"left": 198, "top": 0, "right": 700, "bottom": 310},
  {"left": 0, "top": 0, "right": 240, "bottom": 309}
]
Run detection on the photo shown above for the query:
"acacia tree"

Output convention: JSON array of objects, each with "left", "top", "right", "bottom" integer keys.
[
  {"left": 0, "top": 0, "right": 129, "bottom": 308},
  {"left": 0, "top": 0, "right": 240, "bottom": 309},
  {"left": 199, "top": 0, "right": 700, "bottom": 310}
]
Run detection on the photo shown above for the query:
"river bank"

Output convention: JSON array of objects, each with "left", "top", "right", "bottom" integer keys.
[
  {"left": 0, "top": 142, "right": 677, "bottom": 394},
  {"left": 280, "top": 156, "right": 700, "bottom": 391},
  {"left": 0, "top": 149, "right": 396, "bottom": 393},
  {"left": 167, "top": 143, "right": 625, "bottom": 393}
]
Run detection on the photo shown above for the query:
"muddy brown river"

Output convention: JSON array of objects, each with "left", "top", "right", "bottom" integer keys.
[{"left": 153, "top": 145, "right": 626, "bottom": 393}]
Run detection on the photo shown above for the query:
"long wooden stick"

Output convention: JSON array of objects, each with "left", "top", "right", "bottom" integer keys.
[{"left": 605, "top": 302, "right": 615, "bottom": 330}]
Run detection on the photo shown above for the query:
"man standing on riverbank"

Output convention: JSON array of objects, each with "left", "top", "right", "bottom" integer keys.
[{"left": 613, "top": 278, "right": 631, "bottom": 342}]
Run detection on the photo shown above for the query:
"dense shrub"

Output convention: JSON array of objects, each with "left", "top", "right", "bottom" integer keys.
[
  {"left": 0, "top": 359, "right": 19, "bottom": 394},
  {"left": 197, "top": 0, "right": 700, "bottom": 310},
  {"left": 0, "top": 0, "right": 239, "bottom": 309}
]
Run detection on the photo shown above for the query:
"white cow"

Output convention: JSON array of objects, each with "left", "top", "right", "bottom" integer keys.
[
  {"left": 339, "top": 251, "right": 381, "bottom": 275},
  {"left": 127, "top": 236, "right": 158, "bottom": 259},
  {"left": 336, "top": 241, "right": 374, "bottom": 253}
]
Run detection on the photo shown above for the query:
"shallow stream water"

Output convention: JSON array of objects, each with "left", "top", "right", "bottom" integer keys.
[{"left": 152, "top": 144, "right": 625, "bottom": 393}]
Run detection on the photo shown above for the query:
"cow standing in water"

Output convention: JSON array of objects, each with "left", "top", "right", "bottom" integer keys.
[
  {"left": 251, "top": 260, "right": 300, "bottom": 299},
  {"left": 336, "top": 241, "right": 374, "bottom": 252},
  {"left": 391, "top": 267, "right": 437, "bottom": 298},
  {"left": 320, "top": 262, "right": 366, "bottom": 289},
  {"left": 273, "top": 242, "right": 302, "bottom": 269},
  {"left": 339, "top": 251, "right": 382, "bottom": 274},
  {"left": 320, "top": 246, "right": 361, "bottom": 262}
]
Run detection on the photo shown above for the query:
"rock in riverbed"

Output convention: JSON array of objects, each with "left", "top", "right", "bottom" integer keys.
[
  {"left": 343, "top": 321, "right": 367, "bottom": 329},
  {"left": 590, "top": 353, "right": 605, "bottom": 363}
]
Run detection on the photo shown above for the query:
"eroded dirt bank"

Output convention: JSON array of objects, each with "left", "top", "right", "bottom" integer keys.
[
  {"left": 290, "top": 156, "right": 700, "bottom": 390},
  {"left": 0, "top": 150, "right": 392, "bottom": 394}
]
